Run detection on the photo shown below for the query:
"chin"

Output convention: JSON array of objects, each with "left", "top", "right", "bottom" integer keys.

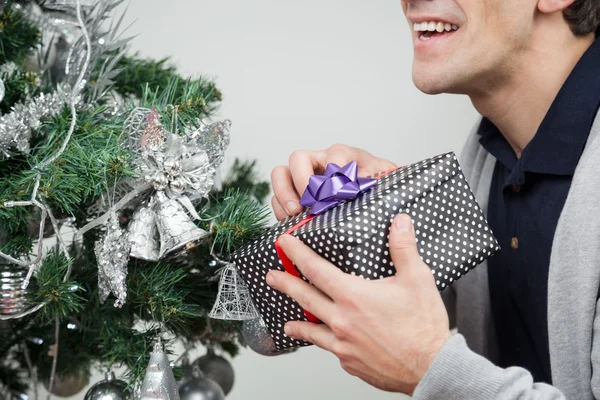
[{"left": 412, "top": 72, "right": 447, "bottom": 95}]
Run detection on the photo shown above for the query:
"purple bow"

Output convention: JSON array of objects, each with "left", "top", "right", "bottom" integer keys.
[{"left": 299, "top": 161, "right": 377, "bottom": 216}]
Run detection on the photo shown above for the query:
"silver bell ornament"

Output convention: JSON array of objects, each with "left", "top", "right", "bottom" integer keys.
[
  {"left": 128, "top": 201, "right": 160, "bottom": 261},
  {"left": 140, "top": 342, "right": 180, "bottom": 400},
  {"left": 179, "top": 366, "right": 224, "bottom": 400},
  {"left": 192, "top": 349, "right": 234, "bottom": 396},
  {"left": 154, "top": 192, "right": 208, "bottom": 258},
  {"left": 242, "top": 317, "right": 285, "bottom": 357},
  {"left": 84, "top": 371, "right": 131, "bottom": 400}
]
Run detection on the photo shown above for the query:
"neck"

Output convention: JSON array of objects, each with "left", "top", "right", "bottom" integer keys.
[{"left": 470, "top": 32, "right": 594, "bottom": 158}]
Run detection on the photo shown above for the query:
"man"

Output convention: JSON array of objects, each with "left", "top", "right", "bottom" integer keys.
[{"left": 266, "top": 0, "right": 600, "bottom": 398}]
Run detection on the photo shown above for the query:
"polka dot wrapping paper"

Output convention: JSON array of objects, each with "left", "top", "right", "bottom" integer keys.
[{"left": 233, "top": 152, "right": 500, "bottom": 351}]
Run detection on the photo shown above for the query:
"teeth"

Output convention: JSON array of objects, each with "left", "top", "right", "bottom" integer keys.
[
  {"left": 419, "top": 34, "right": 431, "bottom": 41},
  {"left": 413, "top": 20, "right": 459, "bottom": 32}
]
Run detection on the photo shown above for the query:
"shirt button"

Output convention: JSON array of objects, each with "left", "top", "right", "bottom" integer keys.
[
  {"left": 511, "top": 237, "right": 519, "bottom": 250},
  {"left": 511, "top": 184, "right": 521, "bottom": 193}
]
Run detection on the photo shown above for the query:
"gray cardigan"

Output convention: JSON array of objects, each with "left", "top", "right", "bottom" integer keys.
[{"left": 413, "top": 112, "right": 600, "bottom": 400}]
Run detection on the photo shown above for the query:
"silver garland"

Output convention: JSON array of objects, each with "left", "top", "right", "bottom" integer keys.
[
  {"left": 0, "top": 88, "right": 70, "bottom": 160},
  {"left": 94, "top": 213, "right": 130, "bottom": 307}
]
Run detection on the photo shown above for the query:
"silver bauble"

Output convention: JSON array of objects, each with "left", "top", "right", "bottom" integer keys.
[
  {"left": 84, "top": 372, "right": 131, "bottom": 400},
  {"left": 169, "top": 177, "right": 186, "bottom": 195},
  {"left": 242, "top": 317, "right": 283, "bottom": 357},
  {"left": 192, "top": 350, "right": 234, "bottom": 395},
  {"left": 43, "top": 374, "right": 88, "bottom": 397},
  {"left": 178, "top": 368, "right": 224, "bottom": 400}
]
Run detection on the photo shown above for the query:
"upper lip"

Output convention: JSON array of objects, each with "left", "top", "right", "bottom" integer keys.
[{"left": 408, "top": 15, "right": 459, "bottom": 26}]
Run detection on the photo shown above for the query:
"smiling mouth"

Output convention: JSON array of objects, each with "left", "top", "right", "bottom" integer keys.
[{"left": 413, "top": 21, "right": 459, "bottom": 41}]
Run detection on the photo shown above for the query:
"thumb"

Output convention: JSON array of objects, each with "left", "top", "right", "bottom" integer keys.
[{"left": 389, "top": 213, "right": 421, "bottom": 276}]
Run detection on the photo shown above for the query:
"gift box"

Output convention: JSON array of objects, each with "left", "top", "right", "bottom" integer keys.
[{"left": 233, "top": 152, "right": 499, "bottom": 351}]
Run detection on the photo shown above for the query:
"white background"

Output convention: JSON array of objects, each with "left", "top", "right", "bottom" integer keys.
[{"left": 36, "top": 1, "right": 479, "bottom": 399}]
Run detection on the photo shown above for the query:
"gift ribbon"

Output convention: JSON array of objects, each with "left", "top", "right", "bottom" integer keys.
[{"left": 275, "top": 165, "right": 400, "bottom": 325}]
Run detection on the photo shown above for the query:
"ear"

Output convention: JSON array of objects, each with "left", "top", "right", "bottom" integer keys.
[{"left": 538, "top": 0, "right": 576, "bottom": 14}]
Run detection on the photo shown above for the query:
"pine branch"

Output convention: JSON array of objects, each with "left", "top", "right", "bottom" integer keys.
[
  {"left": 0, "top": 3, "right": 40, "bottom": 65},
  {"left": 202, "top": 188, "right": 271, "bottom": 257}
]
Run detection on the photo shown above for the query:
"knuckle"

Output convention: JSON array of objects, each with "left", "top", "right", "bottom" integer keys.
[
  {"left": 288, "top": 150, "right": 307, "bottom": 165},
  {"left": 327, "top": 143, "right": 350, "bottom": 153},
  {"left": 332, "top": 341, "right": 351, "bottom": 360},
  {"left": 330, "top": 316, "right": 350, "bottom": 338}
]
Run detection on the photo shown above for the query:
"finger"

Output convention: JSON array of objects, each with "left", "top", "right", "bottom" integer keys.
[
  {"left": 324, "top": 144, "right": 354, "bottom": 169},
  {"left": 271, "top": 166, "right": 302, "bottom": 215},
  {"left": 388, "top": 213, "right": 423, "bottom": 278},
  {"left": 284, "top": 321, "right": 337, "bottom": 351},
  {"left": 288, "top": 150, "right": 327, "bottom": 196},
  {"left": 266, "top": 270, "right": 336, "bottom": 322},
  {"left": 271, "top": 196, "right": 288, "bottom": 221},
  {"left": 277, "top": 234, "right": 349, "bottom": 300}
]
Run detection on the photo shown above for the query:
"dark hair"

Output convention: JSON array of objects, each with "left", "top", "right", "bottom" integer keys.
[{"left": 564, "top": 0, "right": 600, "bottom": 35}]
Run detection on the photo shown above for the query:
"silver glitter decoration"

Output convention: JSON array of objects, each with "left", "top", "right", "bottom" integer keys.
[
  {"left": 209, "top": 264, "right": 259, "bottom": 321},
  {"left": 0, "top": 78, "right": 5, "bottom": 103},
  {"left": 242, "top": 317, "right": 281, "bottom": 356},
  {"left": 0, "top": 89, "right": 69, "bottom": 159},
  {"left": 128, "top": 201, "right": 160, "bottom": 261},
  {"left": 154, "top": 192, "right": 208, "bottom": 258},
  {"left": 84, "top": 372, "right": 131, "bottom": 400},
  {"left": 0, "top": 262, "right": 30, "bottom": 316},
  {"left": 140, "top": 342, "right": 180, "bottom": 400},
  {"left": 94, "top": 213, "right": 130, "bottom": 307}
]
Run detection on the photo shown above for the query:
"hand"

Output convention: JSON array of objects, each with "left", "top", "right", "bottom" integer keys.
[
  {"left": 266, "top": 214, "right": 451, "bottom": 395},
  {"left": 271, "top": 144, "right": 396, "bottom": 220}
]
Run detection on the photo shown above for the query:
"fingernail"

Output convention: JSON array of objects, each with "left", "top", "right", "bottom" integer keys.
[
  {"left": 286, "top": 200, "right": 298, "bottom": 214},
  {"left": 266, "top": 271, "right": 275, "bottom": 286},
  {"left": 394, "top": 214, "right": 412, "bottom": 233},
  {"left": 284, "top": 323, "right": 294, "bottom": 337}
]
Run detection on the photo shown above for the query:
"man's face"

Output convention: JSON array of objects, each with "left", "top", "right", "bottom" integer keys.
[{"left": 402, "top": 0, "right": 537, "bottom": 95}]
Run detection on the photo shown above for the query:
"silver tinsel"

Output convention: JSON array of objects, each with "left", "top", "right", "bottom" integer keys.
[
  {"left": 94, "top": 213, "right": 130, "bottom": 307},
  {"left": 140, "top": 342, "right": 180, "bottom": 400},
  {"left": 0, "top": 89, "right": 69, "bottom": 160}
]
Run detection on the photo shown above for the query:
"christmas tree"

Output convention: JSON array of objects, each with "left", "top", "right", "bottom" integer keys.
[{"left": 0, "top": 0, "right": 272, "bottom": 398}]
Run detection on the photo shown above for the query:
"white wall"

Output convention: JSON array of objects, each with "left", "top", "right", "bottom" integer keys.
[{"left": 38, "top": 1, "right": 479, "bottom": 399}]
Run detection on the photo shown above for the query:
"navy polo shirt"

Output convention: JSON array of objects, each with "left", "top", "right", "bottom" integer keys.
[{"left": 479, "top": 38, "right": 600, "bottom": 384}]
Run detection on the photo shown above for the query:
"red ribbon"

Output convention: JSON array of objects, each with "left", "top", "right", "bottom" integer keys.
[{"left": 274, "top": 166, "right": 400, "bottom": 324}]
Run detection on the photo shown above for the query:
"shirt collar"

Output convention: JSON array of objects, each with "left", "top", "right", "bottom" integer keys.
[{"left": 478, "top": 38, "right": 600, "bottom": 176}]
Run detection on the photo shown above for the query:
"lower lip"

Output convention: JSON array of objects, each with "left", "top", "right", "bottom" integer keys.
[{"left": 413, "top": 30, "right": 459, "bottom": 53}]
